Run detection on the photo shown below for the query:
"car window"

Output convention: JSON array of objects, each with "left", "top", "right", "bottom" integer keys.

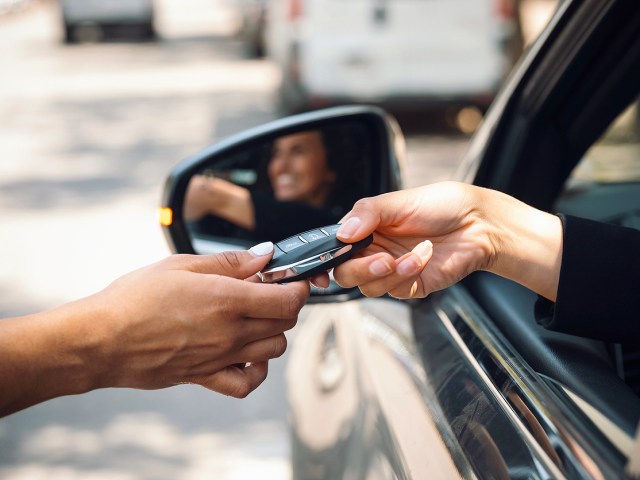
[
  {"left": 569, "top": 101, "right": 640, "bottom": 184},
  {"left": 556, "top": 98, "right": 640, "bottom": 230},
  {"left": 555, "top": 97, "right": 640, "bottom": 401}
]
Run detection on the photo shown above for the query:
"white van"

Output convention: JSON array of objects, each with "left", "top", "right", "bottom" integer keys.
[{"left": 266, "top": 0, "right": 519, "bottom": 114}]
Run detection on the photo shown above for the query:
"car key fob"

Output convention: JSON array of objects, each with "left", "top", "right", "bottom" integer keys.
[{"left": 258, "top": 224, "right": 373, "bottom": 284}]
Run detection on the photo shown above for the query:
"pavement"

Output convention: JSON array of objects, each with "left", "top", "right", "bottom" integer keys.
[{"left": 0, "top": 2, "right": 292, "bottom": 479}]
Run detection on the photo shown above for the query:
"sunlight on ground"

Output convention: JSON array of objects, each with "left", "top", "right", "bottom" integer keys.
[{"left": 1, "top": 414, "right": 290, "bottom": 480}]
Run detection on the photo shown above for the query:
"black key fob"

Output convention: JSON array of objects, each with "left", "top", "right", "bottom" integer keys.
[{"left": 258, "top": 224, "right": 373, "bottom": 284}]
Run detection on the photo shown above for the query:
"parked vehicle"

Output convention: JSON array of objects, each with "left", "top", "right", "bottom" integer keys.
[
  {"left": 160, "top": 0, "right": 640, "bottom": 477},
  {"left": 232, "top": 0, "right": 268, "bottom": 57},
  {"left": 59, "top": 0, "right": 156, "bottom": 43},
  {"left": 265, "top": 0, "right": 520, "bottom": 114}
]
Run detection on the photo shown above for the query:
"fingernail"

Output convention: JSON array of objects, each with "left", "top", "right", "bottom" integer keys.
[
  {"left": 338, "top": 217, "right": 361, "bottom": 240},
  {"left": 397, "top": 255, "right": 420, "bottom": 276},
  {"left": 249, "top": 241, "right": 273, "bottom": 256},
  {"left": 415, "top": 240, "right": 433, "bottom": 260},
  {"left": 369, "top": 258, "right": 392, "bottom": 277}
]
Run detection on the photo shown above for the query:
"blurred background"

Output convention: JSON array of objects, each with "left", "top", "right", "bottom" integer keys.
[{"left": 0, "top": 0, "right": 555, "bottom": 478}]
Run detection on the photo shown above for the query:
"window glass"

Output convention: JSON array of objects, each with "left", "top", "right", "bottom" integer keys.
[
  {"left": 558, "top": 99, "right": 640, "bottom": 230},
  {"left": 568, "top": 101, "right": 640, "bottom": 185}
]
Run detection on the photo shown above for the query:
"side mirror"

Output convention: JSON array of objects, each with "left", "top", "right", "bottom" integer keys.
[{"left": 160, "top": 105, "right": 405, "bottom": 300}]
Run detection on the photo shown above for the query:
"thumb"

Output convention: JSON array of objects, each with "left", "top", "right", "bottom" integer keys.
[
  {"left": 185, "top": 242, "right": 274, "bottom": 280},
  {"left": 337, "top": 196, "right": 384, "bottom": 242}
]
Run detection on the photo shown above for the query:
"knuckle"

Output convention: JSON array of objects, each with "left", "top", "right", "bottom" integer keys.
[
  {"left": 352, "top": 196, "right": 373, "bottom": 211},
  {"left": 272, "top": 334, "right": 288, "bottom": 358},
  {"left": 359, "top": 285, "right": 383, "bottom": 298},
  {"left": 332, "top": 271, "right": 351, "bottom": 288},
  {"left": 230, "top": 382, "right": 253, "bottom": 399},
  {"left": 219, "top": 251, "right": 243, "bottom": 270},
  {"left": 283, "top": 289, "right": 305, "bottom": 318},
  {"left": 221, "top": 334, "right": 241, "bottom": 353},
  {"left": 284, "top": 315, "right": 298, "bottom": 331}
]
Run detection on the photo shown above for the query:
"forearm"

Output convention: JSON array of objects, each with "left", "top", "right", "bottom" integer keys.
[
  {"left": 204, "top": 178, "right": 256, "bottom": 230},
  {"left": 0, "top": 298, "right": 103, "bottom": 417},
  {"left": 480, "top": 188, "right": 563, "bottom": 301}
]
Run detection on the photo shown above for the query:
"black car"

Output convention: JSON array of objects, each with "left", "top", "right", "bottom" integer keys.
[{"left": 160, "top": 0, "right": 640, "bottom": 477}]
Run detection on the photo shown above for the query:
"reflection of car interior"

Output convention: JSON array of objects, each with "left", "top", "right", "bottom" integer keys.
[{"left": 186, "top": 123, "right": 372, "bottom": 245}]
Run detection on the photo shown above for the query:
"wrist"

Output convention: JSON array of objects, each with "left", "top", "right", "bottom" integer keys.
[
  {"left": 483, "top": 190, "right": 563, "bottom": 301},
  {"left": 0, "top": 299, "right": 106, "bottom": 416},
  {"left": 43, "top": 298, "right": 108, "bottom": 393}
]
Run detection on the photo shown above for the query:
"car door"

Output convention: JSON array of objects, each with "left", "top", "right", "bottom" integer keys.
[
  {"left": 417, "top": 0, "right": 640, "bottom": 476},
  {"left": 288, "top": 0, "right": 640, "bottom": 478}
]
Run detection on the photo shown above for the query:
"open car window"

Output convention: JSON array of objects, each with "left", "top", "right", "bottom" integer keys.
[
  {"left": 557, "top": 98, "right": 640, "bottom": 230},
  {"left": 554, "top": 97, "right": 640, "bottom": 400}
]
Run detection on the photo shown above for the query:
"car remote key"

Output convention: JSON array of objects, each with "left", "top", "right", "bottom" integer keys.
[{"left": 258, "top": 224, "right": 373, "bottom": 283}]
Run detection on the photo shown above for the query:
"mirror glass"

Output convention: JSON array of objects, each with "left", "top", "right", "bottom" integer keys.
[{"left": 183, "top": 121, "right": 373, "bottom": 255}]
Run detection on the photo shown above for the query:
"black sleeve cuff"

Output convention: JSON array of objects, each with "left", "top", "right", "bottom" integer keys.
[{"left": 535, "top": 214, "right": 640, "bottom": 344}]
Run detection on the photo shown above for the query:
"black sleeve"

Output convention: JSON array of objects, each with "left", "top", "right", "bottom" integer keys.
[
  {"left": 250, "top": 191, "right": 341, "bottom": 242},
  {"left": 535, "top": 214, "right": 640, "bottom": 343}
]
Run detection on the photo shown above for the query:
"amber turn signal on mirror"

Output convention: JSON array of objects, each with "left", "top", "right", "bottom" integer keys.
[{"left": 158, "top": 207, "right": 173, "bottom": 227}]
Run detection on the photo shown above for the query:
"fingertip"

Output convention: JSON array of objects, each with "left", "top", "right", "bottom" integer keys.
[
  {"left": 414, "top": 240, "right": 433, "bottom": 261},
  {"left": 368, "top": 256, "right": 394, "bottom": 277},
  {"left": 396, "top": 252, "right": 423, "bottom": 277},
  {"left": 310, "top": 272, "right": 331, "bottom": 289},
  {"left": 249, "top": 241, "right": 274, "bottom": 257},
  {"left": 245, "top": 361, "right": 269, "bottom": 386},
  {"left": 337, "top": 216, "right": 362, "bottom": 241},
  {"left": 394, "top": 241, "right": 432, "bottom": 278}
]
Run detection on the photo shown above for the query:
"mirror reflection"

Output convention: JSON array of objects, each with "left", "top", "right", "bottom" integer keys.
[{"left": 183, "top": 122, "right": 372, "bottom": 254}]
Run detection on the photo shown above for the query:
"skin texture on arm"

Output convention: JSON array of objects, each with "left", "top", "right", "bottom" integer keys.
[
  {"left": 184, "top": 175, "right": 256, "bottom": 229},
  {"left": 333, "top": 181, "right": 563, "bottom": 301},
  {"left": 0, "top": 245, "right": 310, "bottom": 417}
]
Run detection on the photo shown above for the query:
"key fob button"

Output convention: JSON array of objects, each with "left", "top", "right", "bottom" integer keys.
[
  {"left": 301, "top": 229, "right": 327, "bottom": 243},
  {"left": 277, "top": 236, "right": 307, "bottom": 253},
  {"left": 272, "top": 245, "right": 286, "bottom": 259},
  {"left": 322, "top": 225, "right": 340, "bottom": 235}
]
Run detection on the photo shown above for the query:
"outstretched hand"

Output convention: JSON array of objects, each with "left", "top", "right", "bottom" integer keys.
[
  {"left": 0, "top": 244, "right": 311, "bottom": 417},
  {"left": 333, "top": 181, "right": 562, "bottom": 302},
  {"left": 333, "top": 182, "right": 497, "bottom": 299},
  {"left": 93, "top": 244, "right": 310, "bottom": 397}
]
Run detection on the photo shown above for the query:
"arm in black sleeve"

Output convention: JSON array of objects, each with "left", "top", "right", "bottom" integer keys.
[{"left": 536, "top": 214, "right": 640, "bottom": 343}]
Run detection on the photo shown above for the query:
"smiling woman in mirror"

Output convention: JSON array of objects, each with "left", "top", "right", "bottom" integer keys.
[
  {"left": 268, "top": 130, "right": 337, "bottom": 207},
  {"left": 184, "top": 125, "right": 366, "bottom": 243}
]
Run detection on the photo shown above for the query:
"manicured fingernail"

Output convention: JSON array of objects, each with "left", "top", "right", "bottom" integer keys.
[
  {"left": 369, "top": 258, "right": 392, "bottom": 277},
  {"left": 338, "top": 217, "right": 361, "bottom": 240},
  {"left": 415, "top": 240, "right": 433, "bottom": 260},
  {"left": 249, "top": 241, "right": 273, "bottom": 256},
  {"left": 397, "top": 255, "right": 421, "bottom": 276}
]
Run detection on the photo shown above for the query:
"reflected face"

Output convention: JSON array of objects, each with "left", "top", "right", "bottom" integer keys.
[{"left": 268, "top": 131, "right": 337, "bottom": 206}]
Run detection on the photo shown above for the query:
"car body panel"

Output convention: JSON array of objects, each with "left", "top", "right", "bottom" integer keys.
[{"left": 287, "top": 299, "right": 468, "bottom": 479}]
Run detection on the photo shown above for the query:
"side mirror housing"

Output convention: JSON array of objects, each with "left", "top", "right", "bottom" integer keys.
[{"left": 160, "top": 105, "right": 405, "bottom": 300}]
